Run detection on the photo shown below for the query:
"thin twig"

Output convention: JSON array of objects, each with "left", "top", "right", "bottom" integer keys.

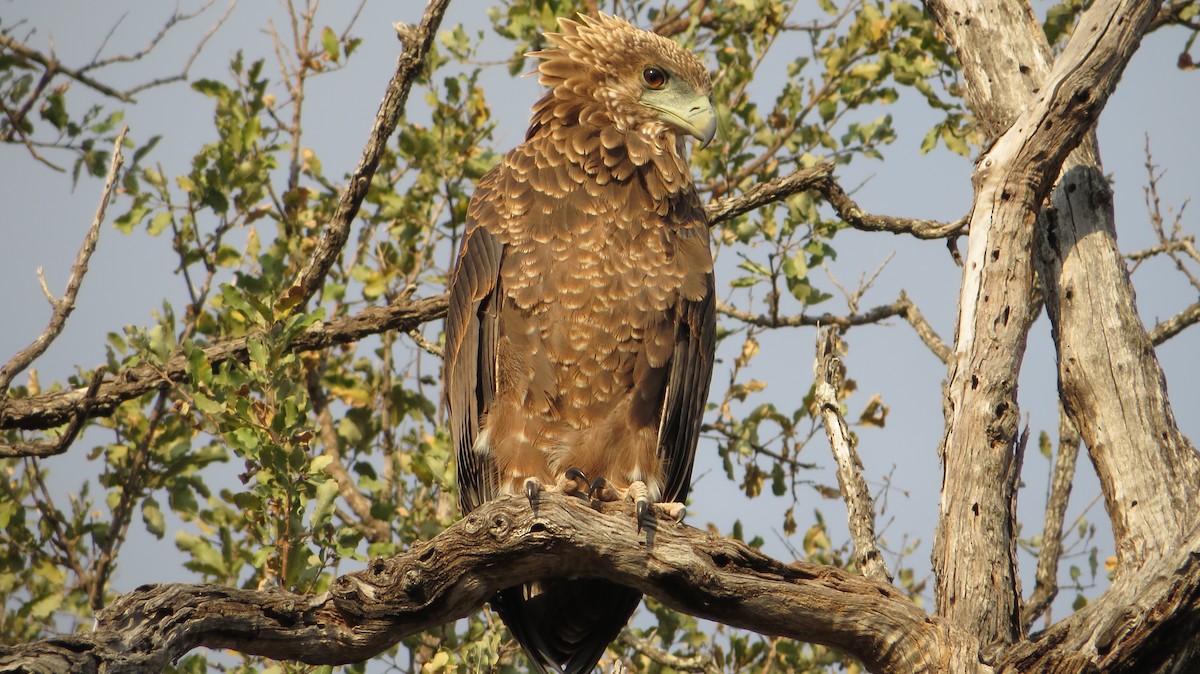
[
  {"left": 286, "top": 0, "right": 451, "bottom": 310},
  {"left": 615, "top": 632, "right": 718, "bottom": 674},
  {"left": 1149, "top": 301, "right": 1200, "bottom": 345},
  {"left": 0, "top": 125, "right": 126, "bottom": 394},
  {"left": 714, "top": 294, "right": 908, "bottom": 329},
  {"left": 305, "top": 359, "right": 391, "bottom": 543},
  {"left": 123, "top": 0, "right": 236, "bottom": 97},
  {"left": 1023, "top": 408, "right": 1081, "bottom": 631},
  {"left": 813, "top": 328, "right": 892, "bottom": 583},
  {"left": 0, "top": 34, "right": 132, "bottom": 102}
]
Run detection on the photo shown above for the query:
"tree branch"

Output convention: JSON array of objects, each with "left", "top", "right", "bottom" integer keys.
[
  {"left": 928, "top": 0, "right": 1166, "bottom": 649},
  {"left": 1148, "top": 300, "right": 1200, "bottom": 344},
  {"left": 1023, "top": 408, "right": 1081, "bottom": 632},
  {"left": 704, "top": 163, "right": 832, "bottom": 225},
  {"left": 0, "top": 493, "right": 982, "bottom": 674},
  {"left": 703, "top": 162, "right": 967, "bottom": 240},
  {"left": 1035, "top": 165, "right": 1200, "bottom": 571},
  {"left": 816, "top": 174, "right": 969, "bottom": 239},
  {"left": 286, "top": 0, "right": 450, "bottom": 310},
  {"left": 0, "top": 294, "right": 448, "bottom": 434},
  {"left": 0, "top": 34, "right": 133, "bottom": 103},
  {"left": 714, "top": 294, "right": 910, "bottom": 329},
  {"left": 0, "top": 125, "right": 126, "bottom": 394},
  {"left": 813, "top": 329, "right": 892, "bottom": 584}
]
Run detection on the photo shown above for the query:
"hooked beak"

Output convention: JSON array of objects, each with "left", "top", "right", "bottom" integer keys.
[
  {"left": 678, "top": 95, "right": 717, "bottom": 148},
  {"left": 645, "top": 93, "right": 717, "bottom": 148}
]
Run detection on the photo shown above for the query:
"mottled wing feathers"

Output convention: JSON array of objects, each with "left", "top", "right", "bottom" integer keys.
[
  {"left": 444, "top": 212, "right": 504, "bottom": 514},
  {"left": 657, "top": 269, "right": 716, "bottom": 504}
]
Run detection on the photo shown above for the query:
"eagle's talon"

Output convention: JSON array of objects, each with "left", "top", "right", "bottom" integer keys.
[
  {"left": 524, "top": 477, "right": 543, "bottom": 505},
  {"left": 560, "top": 467, "right": 589, "bottom": 497}
]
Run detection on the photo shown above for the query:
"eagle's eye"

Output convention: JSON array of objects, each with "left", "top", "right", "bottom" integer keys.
[{"left": 641, "top": 66, "right": 669, "bottom": 90}]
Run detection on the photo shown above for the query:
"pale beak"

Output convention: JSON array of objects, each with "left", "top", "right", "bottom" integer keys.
[
  {"left": 681, "top": 96, "right": 717, "bottom": 148},
  {"left": 646, "top": 93, "right": 718, "bottom": 148}
]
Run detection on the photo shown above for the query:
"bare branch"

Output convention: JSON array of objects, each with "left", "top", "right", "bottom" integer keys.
[
  {"left": 1148, "top": 300, "right": 1200, "bottom": 345},
  {"left": 817, "top": 175, "right": 969, "bottom": 239},
  {"left": 813, "top": 329, "right": 892, "bottom": 584},
  {"left": 286, "top": 0, "right": 450, "bottom": 310},
  {"left": 1023, "top": 409, "right": 1082, "bottom": 632},
  {"left": 0, "top": 125, "right": 126, "bottom": 394},
  {"left": 714, "top": 295, "right": 909, "bottom": 329},
  {"left": 703, "top": 163, "right": 966, "bottom": 241},
  {"left": 0, "top": 34, "right": 133, "bottom": 102},
  {"left": 0, "top": 494, "right": 973, "bottom": 674},
  {"left": 122, "top": 1, "right": 237, "bottom": 97},
  {"left": 898, "top": 290, "right": 952, "bottom": 363},
  {"left": 704, "top": 163, "right": 833, "bottom": 225}
]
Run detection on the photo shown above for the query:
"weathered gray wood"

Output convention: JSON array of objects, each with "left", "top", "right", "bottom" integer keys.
[
  {"left": 0, "top": 494, "right": 984, "bottom": 674},
  {"left": 925, "top": 0, "right": 1173, "bottom": 654}
]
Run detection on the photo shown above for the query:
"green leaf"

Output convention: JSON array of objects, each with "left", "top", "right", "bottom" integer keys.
[
  {"left": 28, "top": 592, "right": 63, "bottom": 619},
  {"left": 142, "top": 497, "right": 166, "bottom": 538},
  {"left": 320, "top": 26, "right": 340, "bottom": 62},
  {"left": 147, "top": 211, "right": 172, "bottom": 236},
  {"left": 309, "top": 478, "right": 339, "bottom": 531}
]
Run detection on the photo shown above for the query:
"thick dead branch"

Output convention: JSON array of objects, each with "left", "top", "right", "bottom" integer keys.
[
  {"left": 0, "top": 494, "right": 981, "bottom": 674},
  {"left": 928, "top": 0, "right": 1163, "bottom": 649},
  {"left": 287, "top": 0, "right": 450, "bottom": 310},
  {"left": 0, "top": 294, "right": 448, "bottom": 434},
  {"left": 813, "top": 329, "right": 891, "bottom": 583},
  {"left": 997, "top": 520, "right": 1200, "bottom": 672},
  {"left": 1035, "top": 165, "right": 1200, "bottom": 572},
  {"left": 0, "top": 126, "right": 125, "bottom": 394}
]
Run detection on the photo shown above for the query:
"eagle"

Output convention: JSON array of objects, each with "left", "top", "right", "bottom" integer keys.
[{"left": 443, "top": 13, "right": 716, "bottom": 674}]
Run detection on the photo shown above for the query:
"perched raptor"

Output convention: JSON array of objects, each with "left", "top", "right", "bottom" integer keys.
[{"left": 443, "top": 13, "right": 716, "bottom": 674}]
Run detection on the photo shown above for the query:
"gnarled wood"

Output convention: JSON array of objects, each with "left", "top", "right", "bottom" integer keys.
[{"left": 0, "top": 494, "right": 982, "bottom": 674}]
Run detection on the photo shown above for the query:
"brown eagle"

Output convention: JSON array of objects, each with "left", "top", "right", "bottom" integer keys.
[{"left": 443, "top": 13, "right": 716, "bottom": 673}]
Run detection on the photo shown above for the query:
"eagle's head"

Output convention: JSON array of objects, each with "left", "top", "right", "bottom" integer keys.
[{"left": 530, "top": 13, "right": 716, "bottom": 148}]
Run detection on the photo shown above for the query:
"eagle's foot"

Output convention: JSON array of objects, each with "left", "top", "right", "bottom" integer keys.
[
  {"left": 524, "top": 471, "right": 594, "bottom": 508},
  {"left": 586, "top": 476, "right": 621, "bottom": 504},
  {"left": 562, "top": 467, "right": 589, "bottom": 494},
  {"left": 653, "top": 501, "right": 687, "bottom": 522}
]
